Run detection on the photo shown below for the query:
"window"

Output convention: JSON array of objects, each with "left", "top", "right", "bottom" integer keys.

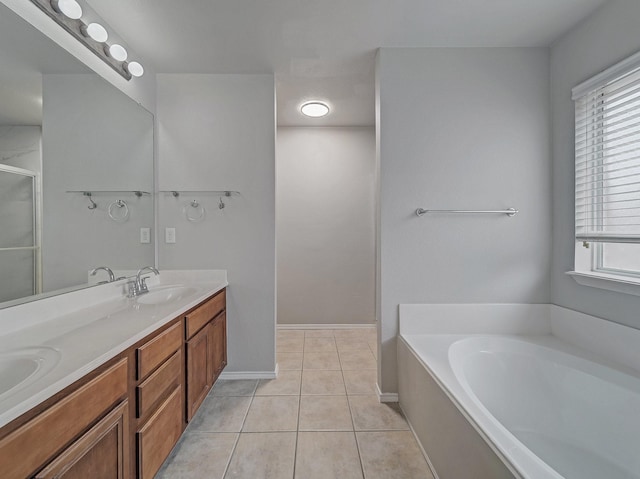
[{"left": 572, "top": 51, "right": 640, "bottom": 291}]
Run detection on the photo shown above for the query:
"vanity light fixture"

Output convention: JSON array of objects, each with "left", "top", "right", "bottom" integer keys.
[
  {"left": 30, "top": 0, "right": 145, "bottom": 81},
  {"left": 81, "top": 22, "right": 108, "bottom": 43},
  {"left": 301, "top": 101, "right": 330, "bottom": 118}
]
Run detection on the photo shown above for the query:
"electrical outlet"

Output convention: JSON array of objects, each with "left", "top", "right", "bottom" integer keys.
[
  {"left": 165, "top": 227, "right": 176, "bottom": 244},
  {"left": 140, "top": 227, "right": 150, "bottom": 244}
]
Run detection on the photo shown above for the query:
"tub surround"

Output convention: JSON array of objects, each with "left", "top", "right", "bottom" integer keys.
[
  {"left": 0, "top": 269, "right": 227, "bottom": 428},
  {"left": 398, "top": 304, "right": 640, "bottom": 479}
]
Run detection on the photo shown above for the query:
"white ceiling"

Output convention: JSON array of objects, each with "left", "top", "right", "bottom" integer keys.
[{"left": 87, "top": 0, "right": 608, "bottom": 126}]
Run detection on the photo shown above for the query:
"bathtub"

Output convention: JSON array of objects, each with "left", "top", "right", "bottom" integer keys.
[{"left": 397, "top": 304, "right": 640, "bottom": 479}]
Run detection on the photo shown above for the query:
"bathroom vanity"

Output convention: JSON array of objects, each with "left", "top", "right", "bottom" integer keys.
[{"left": 0, "top": 271, "right": 227, "bottom": 479}]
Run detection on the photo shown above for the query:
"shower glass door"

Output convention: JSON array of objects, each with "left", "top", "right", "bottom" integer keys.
[{"left": 0, "top": 164, "right": 40, "bottom": 303}]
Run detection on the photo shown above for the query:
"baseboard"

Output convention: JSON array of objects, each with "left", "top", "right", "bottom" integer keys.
[
  {"left": 219, "top": 365, "right": 278, "bottom": 380},
  {"left": 277, "top": 323, "right": 376, "bottom": 330},
  {"left": 376, "top": 383, "right": 399, "bottom": 403}
]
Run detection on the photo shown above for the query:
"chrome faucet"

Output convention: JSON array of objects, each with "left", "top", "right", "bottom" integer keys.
[
  {"left": 128, "top": 266, "right": 160, "bottom": 298},
  {"left": 90, "top": 266, "right": 116, "bottom": 283}
]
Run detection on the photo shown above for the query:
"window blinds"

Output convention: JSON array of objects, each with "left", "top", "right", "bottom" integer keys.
[{"left": 574, "top": 53, "right": 640, "bottom": 244}]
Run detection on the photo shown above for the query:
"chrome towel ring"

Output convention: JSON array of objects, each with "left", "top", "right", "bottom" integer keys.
[{"left": 108, "top": 199, "right": 129, "bottom": 222}]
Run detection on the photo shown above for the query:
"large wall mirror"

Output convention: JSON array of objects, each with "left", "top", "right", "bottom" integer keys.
[{"left": 0, "top": 3, "right": 154, "bottom": 308}]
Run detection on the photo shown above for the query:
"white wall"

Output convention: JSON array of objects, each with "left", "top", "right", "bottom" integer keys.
[
  {"left": 157, "top": 74, "right": 276, "bottom": 375},
  {"left": 42, "top": 74, "right": 154, "bottom": 292},
  {"left": 277, "top": 127, "right": 375, "bottom": 325},
  {"left": 551, "top": 0, "right": 640, "bottom": 330},
  {"left": 377, "top": 47, "right": 551, "bottom": 393}
]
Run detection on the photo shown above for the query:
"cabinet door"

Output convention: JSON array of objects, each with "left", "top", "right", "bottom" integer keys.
[
  {"left": 186, "top": 323, "right": 212, "bottom": 421},
  {"left": 210, "top": 312, "right": 227, "bottom": 381},
  {"left": 35, "top": 401, "right": 129, "bottom": 479}
]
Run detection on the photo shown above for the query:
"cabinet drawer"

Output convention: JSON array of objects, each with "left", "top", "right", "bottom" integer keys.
[
  {"left": 137, "top": 321, "right": 182, "bottom": 380},
  {"left": 185, "top": 290, "right": 225, "bottom": 339},
  {"left": 137, "top": 385, "right": 183, "bottom": 479},
  {"left": 0, "top": 358, "right": 128, "bottom": 479},
  {"left": 137, "top": 349, "right": 181, "bottom": 419}
]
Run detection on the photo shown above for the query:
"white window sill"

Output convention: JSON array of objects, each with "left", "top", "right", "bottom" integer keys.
[{"left": 566, "top": 271, "right": 640, "bottom": 297}]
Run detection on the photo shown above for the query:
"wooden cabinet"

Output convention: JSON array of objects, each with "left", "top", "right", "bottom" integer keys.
[
  {"left": 135, "top": 324, "right": 184, "bottom": 479},
  {"left": 0, "top": 287, "right": 227, "bottom": 479},
  {"left": 0, "top": 358, "right": 128, "bottom": 479},
  {"left": 185, "top": 291, "right": 227, "bottom": 421},
  {"left": 35, "top": 401, "right": 129, "bottom": 479}
]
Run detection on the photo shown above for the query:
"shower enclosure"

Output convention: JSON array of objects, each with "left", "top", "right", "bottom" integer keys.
[{"left": 0, "top": 164, "right": 41, "bottom": 303}]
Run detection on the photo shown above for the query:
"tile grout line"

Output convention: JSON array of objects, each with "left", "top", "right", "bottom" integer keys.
[{"left": 290, "top": 328, "right": 305, "bottom": 479}]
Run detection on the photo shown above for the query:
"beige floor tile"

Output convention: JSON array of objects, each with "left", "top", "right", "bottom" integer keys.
[
  {"left": 304, "top": 337, "right": 337, "bottom": 352},
  {"left": 336, "top": 339, "right": 372, "bottom": 352},
  {"left": 298, "top": 395, "right": 353, "bottom": 431},
  {"left": 277, "top": 330, "right": 304, "bottom": 341},
  {"left": 301, "top": 370, "right": 346, "bottom": 395},
  {"left": 356, "top": 431, "right": 433, "bottom": 479},
  {"left": 243, "top": 396, "right": 300, "bottom": 432},
  {"left": 255, "top": 370, "right": 301, "bottom": 396},
  {"left": 333, "top": 328, "right": 374, "bottom": 341},
  {"left": 305, "top": 329, "right": 335, "bottom": 338},
  {"left": 343, "top": 369, "right": 378, "bottom": 395},
  {"left": 277, "top": 352, "right": 303, "bottom": 370},
  {"left": 339, "top": 349, "right": 377, "bottom": 370},
  {"left": 212, "top": 379, "right": 258, "bottom": 397},
  {"left": 225, "top": 432, "right": 296, "bottom": 479},
  {"left": 157, "top": 432, "right": 238, "bottom": 479},
  {"left": 348, "top": 396, "right": 409, "bottom": 431},
  {"left": 277, "top": 336, "right": 304, "bottom": 353},
  {"left": 295, "top": 432, "right": 364, "bottom": 479},
  {"left": 303, "top": 350, "right": 341, "bottom": 370},
  {"left": 188, "top": 396, "right": 252, "bottom": 433}
]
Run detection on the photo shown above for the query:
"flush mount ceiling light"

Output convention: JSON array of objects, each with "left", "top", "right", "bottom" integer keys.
[
  {"left": 51, "top": 0, "right": 82, "bottom": 19},
  {"left": 126, "top": 61, "right": 144, "bottom": 78},
  {"left": 30, "top": 0, "right": 145, "bottom": 81},
  {"left": 81, "top": 22, "right": 108, "bottom": 43},
  {"left": 301, "top": 101, "right": 330, "bottom": 118},
  {"left": 107, "top": 44, "right": 128, "bottom": 62}
]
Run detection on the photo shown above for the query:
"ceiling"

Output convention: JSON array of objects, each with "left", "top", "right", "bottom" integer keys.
[{"left": 86, "top": 0, "right": 608, "bottom": 127}]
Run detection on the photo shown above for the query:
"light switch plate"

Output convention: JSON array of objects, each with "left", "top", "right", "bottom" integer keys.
[
  {"left": 140, "top": 227, "right": 150, "bottom": 244},
  {"left": 165, "top": 227, "right": 176, "bottom": 244}
]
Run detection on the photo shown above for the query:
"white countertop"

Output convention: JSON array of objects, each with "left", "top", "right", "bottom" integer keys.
[{"left": 0, "top": 270, "right": 228, "bottom": 428}]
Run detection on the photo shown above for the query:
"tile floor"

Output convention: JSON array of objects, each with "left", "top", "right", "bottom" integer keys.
[{"left": 157, "top": 328, "right": 434, "bottom": 479}]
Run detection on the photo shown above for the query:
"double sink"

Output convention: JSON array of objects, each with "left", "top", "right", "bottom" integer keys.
[{"left": 0, "top": 280, "right": 209, "bottom": 416}]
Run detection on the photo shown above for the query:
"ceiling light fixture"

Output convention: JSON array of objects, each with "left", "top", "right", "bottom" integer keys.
[
  {"left": 50, "top": 0, "right": 82, "bottom": 19},
  {"left": 81, "top": 22, "right": 108, "bottom": 43},
  {"left": 30, "top": 0, "right": 144, "bottom": 81},
  {"left": 301, "top": 101, "right": 330, "bottom": 118}
]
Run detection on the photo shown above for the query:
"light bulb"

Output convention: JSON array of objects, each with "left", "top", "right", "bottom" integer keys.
[
  {"left": 301, "top": 102, "right": 330, "bottom": 118},
  {"left": 51, "top": 0, "right": 83, "bottom": 20},
  {"left": 81, "top": 23, "right": 108, "bottom": 43},
  {"left": 126, "top": 61, "right": 144, "bottom": 78},
  {"left": 107, "top": 44, "right": 128, "bottom": 62}
]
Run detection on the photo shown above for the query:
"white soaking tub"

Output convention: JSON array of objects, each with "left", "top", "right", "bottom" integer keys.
[{"left": 397, "top": 304, "right": 640, "bottom": 479}]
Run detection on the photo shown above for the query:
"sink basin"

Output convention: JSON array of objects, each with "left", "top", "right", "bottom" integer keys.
[
  {"left": 136, "top": 285, "right": 197, "bottom": 305},
  {"left": 0, "top": 347, "right": 61, "bottom": 400}
]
